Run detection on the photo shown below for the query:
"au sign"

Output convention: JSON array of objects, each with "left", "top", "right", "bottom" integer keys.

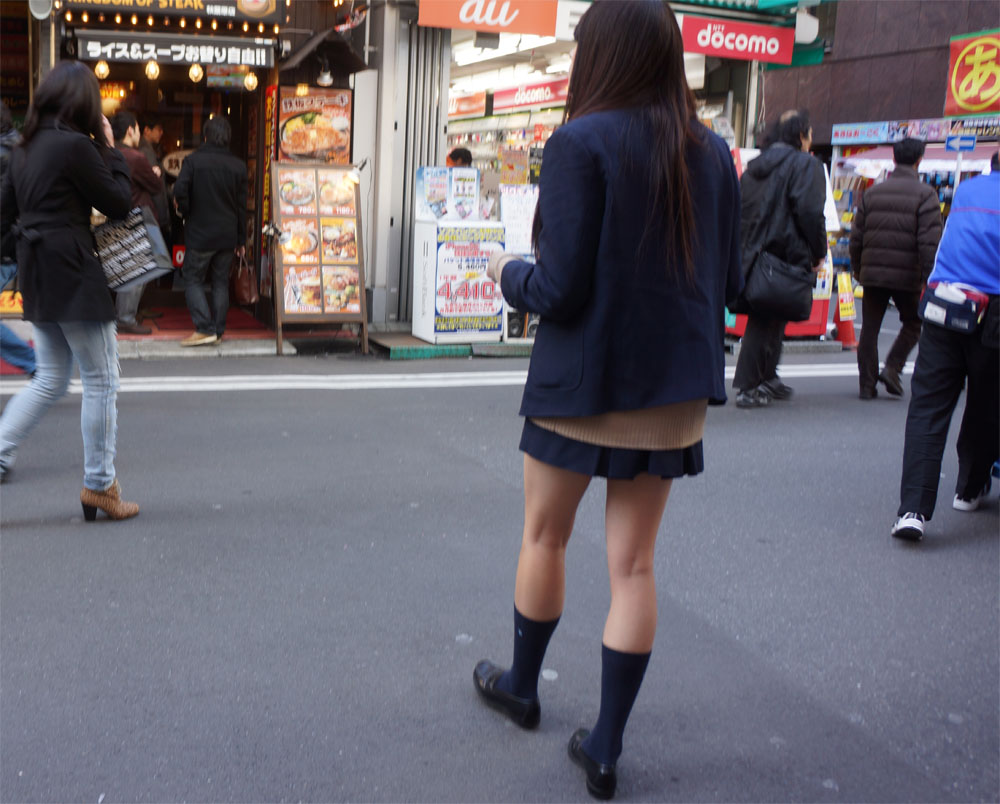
[
  {"left": 945, "top": 30, "right": 1000, "bottom": 116},
  {"left": 417, "top": 0, "right": 558, "bottom": 37}
]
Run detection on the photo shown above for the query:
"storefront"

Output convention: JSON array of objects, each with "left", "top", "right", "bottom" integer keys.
[{"left": 830, "top": 115, "right": 998, "bottom": 229}]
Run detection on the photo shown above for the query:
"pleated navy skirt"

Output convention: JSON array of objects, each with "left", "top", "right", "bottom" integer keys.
[{"left": 519, "top": 418, "right": 704, "bottom": 480}]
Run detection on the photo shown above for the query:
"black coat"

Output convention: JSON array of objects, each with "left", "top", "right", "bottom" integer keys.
[
  {"left": 848, "top": 165, "right": 942, "bottom": 292},
  {"left": 740, "top": 143, "right": 827, "bottom": 273},
  {"left": 173, "top": 143, "right": 247, "bottom": 251},
  {"left": 0, "top": 120, "right": 132, "bottom": 322},
  {"left": 499, "top": 110, "right": 743, "bottom": 414}
]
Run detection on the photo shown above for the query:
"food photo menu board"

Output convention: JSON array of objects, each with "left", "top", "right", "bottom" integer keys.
[
  {"left": 271, "top": 161, "right": 368, "bottom": 353},
  {"left": 277, "top": 88, "right": 353, "bottom": 165}
]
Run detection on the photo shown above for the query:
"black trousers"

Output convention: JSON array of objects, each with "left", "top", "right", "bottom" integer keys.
[
  {"left": 183, "top": 248, "right": 231, "bottom": 337},
  {"left": 898, "top": 319, "right": 1000, "bottom": 519},
  {"left": 857, "top": 286, "right": 921, "bottom": 392},
  {"left": 733, "top": 315, "right": 786, "bottom": 392}
]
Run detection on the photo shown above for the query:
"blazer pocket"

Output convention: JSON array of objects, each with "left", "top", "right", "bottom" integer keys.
[{"left": 530, "top": 321, "right": 583, "bottom": 390}]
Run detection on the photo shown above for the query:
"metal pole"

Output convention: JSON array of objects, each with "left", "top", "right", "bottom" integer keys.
[{"left": 954, "top": 151, "right": 963, "bottom": 192}]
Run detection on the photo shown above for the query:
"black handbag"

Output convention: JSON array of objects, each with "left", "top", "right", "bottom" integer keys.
[
  {"left": 93, "top": 206, "right": 173, "bottom": 291},
  {"left": 738, "top": 251, "right": 814, "bottom": 322}
]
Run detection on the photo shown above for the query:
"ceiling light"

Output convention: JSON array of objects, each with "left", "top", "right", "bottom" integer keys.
[
  {"left": 316, "top": 56, "right": 333, "bottom": 87},
  {"left": 244, "top": 71, "right": 258, "bottom": 91},
  {"left": 145, "top": 60, "right": 160, "bottom": 80},
  {"left": 94, "top": 60, "right": 110, "bottom": 79},
  {"left": 189, "top": 63, "right": 204, "bottom": 83}
]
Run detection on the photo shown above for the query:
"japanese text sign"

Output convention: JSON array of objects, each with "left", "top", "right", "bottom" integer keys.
[
  {"left": 63, "top": 0, "right": 282, "bottom": 23},
  {"left": 945, "top": 30, "right": 1000, "bottom": 116},
  {"left": 681, "top": 15, "right": 794, "bottom": 65},
  {"left": 77, "top": 30, "right": 274, "bottom": 67},
  {"left": 418, "top": 0, "right": 557, "bottom": 36}
]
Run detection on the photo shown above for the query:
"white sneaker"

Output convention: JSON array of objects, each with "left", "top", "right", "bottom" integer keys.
[
  {"left": 953, "top": 479, "right": 991, "bottom": 512},
  {"left": 891, "top": 512, "right": 925, "bottom": 541}
]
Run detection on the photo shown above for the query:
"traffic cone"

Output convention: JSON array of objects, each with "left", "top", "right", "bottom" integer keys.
[{"left": 833, "top": 299, "right": 858, "bottom": 351}]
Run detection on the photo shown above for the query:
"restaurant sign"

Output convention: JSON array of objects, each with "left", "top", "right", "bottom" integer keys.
[
  {"left": 77, "top": 30, "right": 275, "bottom": 66},
  {"left": 680, "top": 15, "right": 794, "bottom": 65},
  {"left": 63, "top": 0, "right": 282, "bottom": 23},
  {"left": 945, "top": 29, "right": 1000, "bottom": 116}
]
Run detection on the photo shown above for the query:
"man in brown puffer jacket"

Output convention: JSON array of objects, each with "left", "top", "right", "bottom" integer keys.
[{"left": 850, "top": 137, "right": 942, "bottom": 399}]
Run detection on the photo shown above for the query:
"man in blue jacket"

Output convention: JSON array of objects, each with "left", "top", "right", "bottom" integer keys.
[{"left": 892, "top": 153, "right": 1000, "bottom": 541}]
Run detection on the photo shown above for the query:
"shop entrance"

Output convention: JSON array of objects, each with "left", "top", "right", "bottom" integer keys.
[{"left": 96, "top": 61, "right": 262, "bottom": 328}]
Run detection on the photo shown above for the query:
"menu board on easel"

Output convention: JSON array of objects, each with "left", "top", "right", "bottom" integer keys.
[{"left": 271, "top": 160, "right": 368, "bottom": 354}]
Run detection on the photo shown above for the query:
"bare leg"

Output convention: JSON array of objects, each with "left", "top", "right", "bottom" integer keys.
[
  {"left": 513, "top": 453, "right": 591, "bottom": 621},
  {"left": 603, "top": 474, "right": 673, "bottom": 653}
]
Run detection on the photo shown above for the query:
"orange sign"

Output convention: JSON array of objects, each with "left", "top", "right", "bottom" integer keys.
[
  {"left": 945, "top": 30, "right": 1000, "bottom": 116},
  {"left": 418, "top": 0, "right": 558, "bottom": 36},
  {"left": 448, "top": 91, "right": 487, "bottom": 120}
]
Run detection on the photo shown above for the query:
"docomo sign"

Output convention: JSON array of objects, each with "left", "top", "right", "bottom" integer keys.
[
  {"left": 418, "top": 0, "right": 558, "bottom": 36},
  {"left": 493, "top": 77, "right": 568, "bottom": 112},
  {"left": 681, "top": 16, "right": 794, "bottom": 65}
]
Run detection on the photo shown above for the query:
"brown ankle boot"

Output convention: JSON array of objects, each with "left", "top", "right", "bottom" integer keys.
[{"left": 80, "top": 478, "right": 139, "bottom": 522}]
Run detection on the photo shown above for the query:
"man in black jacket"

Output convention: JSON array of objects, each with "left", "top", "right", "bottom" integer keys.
[
  {"left": 850, "top": 138, "right": 942, "bottom": 399},
  {"left": 173, "top": 115, "right": 247, "bottom": 347},
  {"left": 734, "top": 110, "right": 827, "bottom": 407}
]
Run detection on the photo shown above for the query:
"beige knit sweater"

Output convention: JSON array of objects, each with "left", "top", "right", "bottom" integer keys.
[{"left": 531, "top": 398, "right": 708, "bottom": 450}]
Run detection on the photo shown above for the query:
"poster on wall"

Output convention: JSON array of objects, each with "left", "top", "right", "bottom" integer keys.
[
  {"left": 499, "top": 148, "right": 529, "bottom": 184},
  {"left": 271, "top": 161, "right": 367, "bottom": 327},
  {"left": 414, "top": 167, "right": 481, "bottom": 221},
  {"left": 433, "top": 225, "right": 504, "bottom": 334},
  {"left": 277, "top": 87, "right": 353, "bottom": 164},
  {"left": 500, "top": 184, "right": 539, "bottom": 255}
]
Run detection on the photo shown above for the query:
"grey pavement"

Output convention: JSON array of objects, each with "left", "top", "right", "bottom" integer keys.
[{"left": 0, "top": 338, "right": 996, "bottom": 802}]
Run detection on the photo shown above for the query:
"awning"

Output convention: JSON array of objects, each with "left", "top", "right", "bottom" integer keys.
[{"left": 279, "top": 27, "right": 368, "bottom": 75}]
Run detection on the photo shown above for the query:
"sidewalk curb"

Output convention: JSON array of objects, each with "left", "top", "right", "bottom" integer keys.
[{"left": 116, "top": 339, "right": 294, "bottom": 359}]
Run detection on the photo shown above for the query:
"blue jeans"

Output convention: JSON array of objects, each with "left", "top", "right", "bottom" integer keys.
[
  {"left": 0, "top": 261, "right": 37, "bottom": 374},
  {"left": 0, "top": 324, "right": 36, "bottom": 374},
  {"left": 0, "top": 321, "right": 120, "bottom": 490}
]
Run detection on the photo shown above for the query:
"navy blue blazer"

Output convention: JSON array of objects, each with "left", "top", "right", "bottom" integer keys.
[{"left": 500, "top": 109, "right": 742, "bottom": 418}]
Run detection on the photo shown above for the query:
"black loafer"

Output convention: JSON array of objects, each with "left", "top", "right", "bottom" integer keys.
[
  {"left": 568, "top": 728, "right": 616, "bottom": 800},
  {"left": 879, "top": 368, "right": 904, "bottom": 396},
  {"left": 473, "top": 660, "right": 540, "bottom": 729}
]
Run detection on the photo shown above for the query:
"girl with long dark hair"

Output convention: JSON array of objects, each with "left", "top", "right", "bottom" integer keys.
[
  {"left": 0, "top": 60, "right": 138, "bottom": 519},
  {"left": 475, "top": 1, "right": 742, "bottom": 798}
]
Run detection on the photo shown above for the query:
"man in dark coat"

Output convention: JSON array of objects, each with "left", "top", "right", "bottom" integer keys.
[
  {"left": 111, "top": 110, "right": 166, "bottom": 335},
  {"left": 850, "top": 137, "right": 943, "bottom": 399},
  {"left": 172, "top": 114, "right": 247, "bottom": 347},
  {"left": 138, "top": 111, "right": 171, "bottom": 246},
  {"left": 733, "top": 110, "right": 827, "bottom": 407}
]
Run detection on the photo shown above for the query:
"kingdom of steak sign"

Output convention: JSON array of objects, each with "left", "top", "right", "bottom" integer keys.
[{"left": 681, "top": 15, "right": 794, "bottom": 65}]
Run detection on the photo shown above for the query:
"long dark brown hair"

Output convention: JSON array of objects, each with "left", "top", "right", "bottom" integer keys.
[
  {"left": 21, "top": 60, "right": 105, "bottom": 146},
  {"left": 532, "top": 0, "right": 701, "bottom": 278}
]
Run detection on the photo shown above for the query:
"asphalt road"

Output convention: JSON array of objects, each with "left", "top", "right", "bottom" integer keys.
[{"left": 0, "top": 347, "right": 997, "bottom": 803}]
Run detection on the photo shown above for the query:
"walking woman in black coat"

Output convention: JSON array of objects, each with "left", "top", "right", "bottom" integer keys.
[
  {"left": 0, "top": 60, "right": 139, "bottom": 520},
  {"left": 473, "top": 1, "right": 742, "bottom": 798}
]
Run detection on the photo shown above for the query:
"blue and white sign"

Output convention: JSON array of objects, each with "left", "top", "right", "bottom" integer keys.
[{"left": 945, "top": 134, "right": 977, "bottom": 152}]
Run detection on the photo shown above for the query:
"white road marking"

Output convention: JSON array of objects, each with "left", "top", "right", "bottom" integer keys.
[{"left": 0, "top": 363, "right": 914, "bottom": 395}]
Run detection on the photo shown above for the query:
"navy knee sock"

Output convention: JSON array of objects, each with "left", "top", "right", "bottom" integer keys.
[
  {"left": 581, "top": 645, "right": 652, "bottom": 765},
  {"left": 497, "top": 607, "right": 560, "bottom": 701}
]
